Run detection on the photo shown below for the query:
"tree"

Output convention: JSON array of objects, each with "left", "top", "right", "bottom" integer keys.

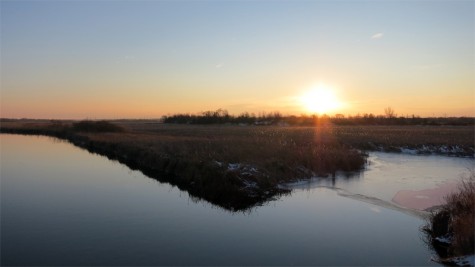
[{"left": 384, "top": 107, "right": 396, "bottom": 119}]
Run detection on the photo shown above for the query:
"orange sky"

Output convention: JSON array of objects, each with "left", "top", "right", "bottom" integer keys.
[{"left": 1, "top": 1, "right": 474, "bottom": 119}]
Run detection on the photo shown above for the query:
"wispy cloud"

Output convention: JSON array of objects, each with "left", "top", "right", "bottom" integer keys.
[
  {"left": 215, "top": 63, "right": 224, "bottom": 68},
  {"left": 115, "top": 55, "right": 136, "bottom": 64},
  {"left": 410, "top": 64, "right": 444, "bottom": 70},
  {"left": 371, "top": 32, "right": 384, "bottom": 39}
]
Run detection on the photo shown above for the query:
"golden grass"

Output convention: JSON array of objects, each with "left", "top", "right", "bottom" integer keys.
[{"left": 425, "top": 172, "right": 475, "bottom": 260}]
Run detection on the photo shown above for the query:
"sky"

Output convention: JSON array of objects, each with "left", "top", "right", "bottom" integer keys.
[{"left": 1, "top": 0, "right": 474, "bottom": 119}]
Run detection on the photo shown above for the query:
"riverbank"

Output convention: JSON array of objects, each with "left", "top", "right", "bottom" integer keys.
[
  {"left": 331, "top": 125, "right": 474, "bottom": 157},
  {"left": 424, "top": 173, "right": 475, "bottom": 266},
  {"left": 2, "top": 134, "right": 441, "bottom": 266},
  {"left": 1, "top": 120, "right": 366, "bottom": 211},
  {"left": 1, "top": 120, "right": 474, "bottom": 210}
]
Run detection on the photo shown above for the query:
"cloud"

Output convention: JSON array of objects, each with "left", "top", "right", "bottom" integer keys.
[
  {"left": 215, "top": 63, "right": 224, "bottom": 68},
  {"left": 371, "top": 32, "right": 384, "bottom": 39},
  {"left": 410, "top": 64, "right": 443, "bottom": 70}
]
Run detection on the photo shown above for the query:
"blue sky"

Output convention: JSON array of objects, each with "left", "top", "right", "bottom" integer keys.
[{"left": 1, "top": 0, "right": 473, "bottom": 118}]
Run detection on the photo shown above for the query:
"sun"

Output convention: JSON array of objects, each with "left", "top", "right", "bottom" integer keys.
[{"left": 300, "top": 84, "right": 341, "bottom": 114}]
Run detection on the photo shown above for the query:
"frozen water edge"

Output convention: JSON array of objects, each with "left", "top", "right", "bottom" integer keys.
[
  {"left": 452, "top": 255, "right": 475, "bottom": 267},
  {"left": 437, "top": 254, "right": 475, "bottom": 267},
  {"left": 382, "top": 145, "right": 474, "bottom": 158}
]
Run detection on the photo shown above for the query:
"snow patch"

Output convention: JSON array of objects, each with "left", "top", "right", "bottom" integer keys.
[
  {"left": 228, "top": 163, "right": 241, "bottom": 171},
  {"left": 242, "top": 180, "right": 258, "bottom": 189},
  {"left": 435, "top": 234, "right": 453, "bottom": 244},
  {"left": 450, "top": 254, "right": 475, "bottom": 267},
  {"left": 400, "top": 147, "right": 418, "bottom": 155},
  {"left": 383, "top": 145, "right": 472, "bottom": 157}
]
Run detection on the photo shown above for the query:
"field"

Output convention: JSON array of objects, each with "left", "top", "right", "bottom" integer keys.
[
  {"left": 1, "top": 119, "right": 474, "bottom": 210},
  {"left": 332, "top": 125, "right": 474, "bottom": 156}
]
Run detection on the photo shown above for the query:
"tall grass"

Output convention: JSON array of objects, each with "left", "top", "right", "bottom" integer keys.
[
  {"left": 425, "top": 171, "right": 475, "bottom": 259},
  {"left": 332, "top": 125, "right": 474, "bottom": 156},
  {"left": 444, "top": 173, "right": 475, "bottom": 256}
]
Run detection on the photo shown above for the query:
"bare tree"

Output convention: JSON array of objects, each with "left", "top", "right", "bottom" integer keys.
[{"left": 384, "top": 107, "right": 396, "bottom": 119}]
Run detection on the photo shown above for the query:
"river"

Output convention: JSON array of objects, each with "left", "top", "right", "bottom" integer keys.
[{"left": 1, "top": 134, "right": 473, "bottom": 265}]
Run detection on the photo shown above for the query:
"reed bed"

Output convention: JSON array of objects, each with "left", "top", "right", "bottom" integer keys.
[
  {"left": 1, "top": 120, "right": 473, "bottom": 210},
  {"left": 424, "top": 172, "right": 475, "bottom": 263}
]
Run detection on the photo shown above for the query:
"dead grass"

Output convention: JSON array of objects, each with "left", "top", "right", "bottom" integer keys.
[
  {"left": 332, "top": 125, "right": 474, "bottom": 155},
  {"left": 2, "top": 120, "right": 474, "bottom": 210},
  {"left": 85, "top": 124, "right": 365, "bottom": 180},
  {"left": 0, "top": 121, "right": 366, "bottom": 210},
  {"left": 72, "top": 120, "right": 125, "bottom": 132},
  {"left": 444, "top": 173, "right": 475, "bottom": 256},
  {"left": 425, "top": 172, "right": 475, "bottom": 259}
]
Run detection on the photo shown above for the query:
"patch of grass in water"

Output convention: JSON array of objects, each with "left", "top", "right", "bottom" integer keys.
[{"left": 424, "top": 171, "right": 475, "bottom": 262}]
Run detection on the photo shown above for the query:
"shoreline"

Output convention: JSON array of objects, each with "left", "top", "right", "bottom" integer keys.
[
  {"left": 0, "top": 122, "right": 366, "bottom": 211},
  {"left": 423, "top": 174, "right": 475, "bottom": 266},
  {"left": 0, "top": 130, "right": 289, "bottom": 211},
  {"left": 1, "top": 120, "right": 473, "bottom": 211}
]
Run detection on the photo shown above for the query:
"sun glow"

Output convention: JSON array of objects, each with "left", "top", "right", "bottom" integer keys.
[{"left": 300, "top": 84, "right": 341, "bottom": 114}]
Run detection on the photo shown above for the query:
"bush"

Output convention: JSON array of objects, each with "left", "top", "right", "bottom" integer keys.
[
  {"left": 72, "top": 120, "right": 124, "bottom": 133},
  {"left": 425, "top": 172, "right": 475, "bottom": 259},
  {"left": 444, "top": 174, "right": 475, "bottom": 256}
]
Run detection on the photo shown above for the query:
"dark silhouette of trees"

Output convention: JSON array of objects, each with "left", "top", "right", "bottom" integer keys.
[
  {"left": 162, "top": 108, "right": 474, "bottom": 126},
  {"left": 384, "top": 107, "right": 396, "bottom": 119}
]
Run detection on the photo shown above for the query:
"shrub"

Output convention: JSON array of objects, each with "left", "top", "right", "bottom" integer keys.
[
  {"left": 72, "top": 120, "right": 124, "bottom": 133},
  {"left": 425, "top": 172, "right": 475, "bottom": 259}
]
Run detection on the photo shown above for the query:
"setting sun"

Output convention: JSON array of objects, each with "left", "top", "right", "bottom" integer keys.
[{"left": 300, "top": 84, "right": 341, "bottom": 114}]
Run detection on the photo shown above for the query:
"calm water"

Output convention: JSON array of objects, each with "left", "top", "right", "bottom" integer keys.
[{"left": 1, "top": 134, "right": 472, "bottom": 266}]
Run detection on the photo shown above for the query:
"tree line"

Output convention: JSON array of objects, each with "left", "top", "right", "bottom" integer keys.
[{"left": 162, "top": 109, "right": 474, "bottom": 126}]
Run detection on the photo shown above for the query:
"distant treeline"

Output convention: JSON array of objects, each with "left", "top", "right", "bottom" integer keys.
[{"left": 162, "top": 109, "right": 475, "bottom": 126}]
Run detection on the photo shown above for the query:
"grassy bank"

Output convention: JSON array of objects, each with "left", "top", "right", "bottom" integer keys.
[
  {"left": 1, "top": 120, "right": 473, "bottom": 210},
  {"left": 424, "top": 172, "right": 475, "bottom": 265},
  {"left": 0, "top": 120, "right": 366, "bottom": 211},
  {"left": 332, "top": 125, "right": 474, "bottom": 157},
  {"left": 123, "top": 121, "right": 474, "bottom": 157}
]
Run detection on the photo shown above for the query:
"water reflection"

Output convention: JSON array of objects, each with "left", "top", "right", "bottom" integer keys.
[{"left": 1, "top": 134, "right": 458, "bottom": 265}]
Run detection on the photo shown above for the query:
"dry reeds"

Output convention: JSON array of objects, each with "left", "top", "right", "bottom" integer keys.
[
  {"left": 72, "top": 120, "right": 124, "bottom": 133},
  {"left": 425, "top": 171, "right": 475, "bottom": 259}
]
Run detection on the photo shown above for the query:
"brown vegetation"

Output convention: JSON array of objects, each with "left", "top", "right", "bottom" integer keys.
[
  {"left": 0, "top": 120, "right": 365, "bottom": 210},
  {"left": 424, "top": 172, "right": 475, "bottom": 262},
  {"left": 1, "top": 119, "right": 474, "bottom": 210},
  {"left": 332, "top": 125, "right": 474, "bottom": 156},
  {"left": 72, "top": 120, "right": 125, "bottom": 132}
]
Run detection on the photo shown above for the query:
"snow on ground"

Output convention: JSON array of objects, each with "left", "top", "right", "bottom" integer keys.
[
  {"left": 227, "top": 163, "right": 241, "bottom": 171},
  {"left": 449, "top": 254, "right": 475, "bottom": 267},
  {"left": 242, "top": 180, "right": 258, "bottom": 189},
  {"left": 434, "top": 234, "right": 453, "bottom": 244},
  {"left": 385, "top": 145, "right": 473, "bottom": 157},
  {"left": 400, "top": 147, "right": 418, "bottom": 155}
]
